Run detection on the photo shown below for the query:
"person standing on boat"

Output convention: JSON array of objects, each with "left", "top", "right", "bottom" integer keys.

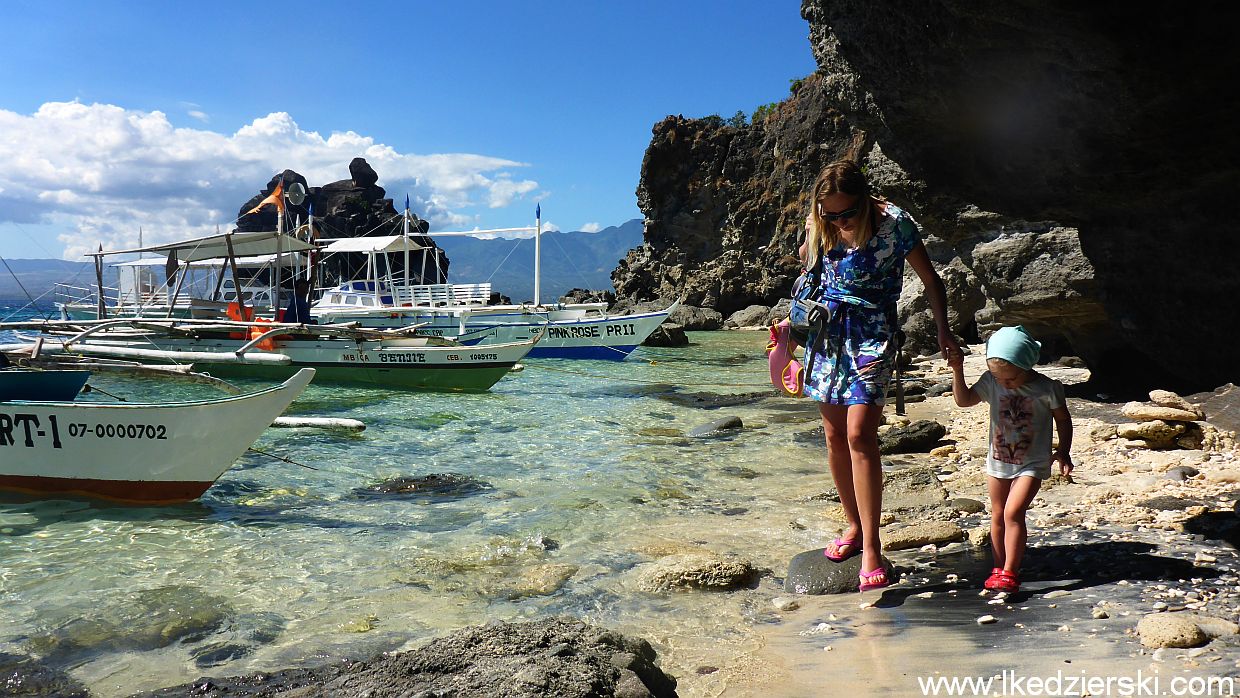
[
  {"left": 283, "top": 280, "right": 315, "bottom": 324},
  {"left": 802, "top": 159, "right": 960, "bottom": 591}
]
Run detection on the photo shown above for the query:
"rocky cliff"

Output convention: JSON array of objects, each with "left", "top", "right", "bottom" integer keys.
[{"left": 614, "top": 1, "right": 1240, "bottom": 393}]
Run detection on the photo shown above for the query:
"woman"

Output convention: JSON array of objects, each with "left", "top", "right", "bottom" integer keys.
[{"left": 802, "top": 159, "right": 959, "bottom": 591}]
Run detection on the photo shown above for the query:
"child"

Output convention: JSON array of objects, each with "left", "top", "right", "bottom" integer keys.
[{"left": 947, "top": 326, "right": 1074, "bottom": 594}]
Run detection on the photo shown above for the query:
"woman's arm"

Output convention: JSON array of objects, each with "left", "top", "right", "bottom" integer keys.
[{"left": 905, "top": 242, "right": 961, "bottom": 358}]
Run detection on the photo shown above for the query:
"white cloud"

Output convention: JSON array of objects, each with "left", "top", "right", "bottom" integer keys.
[
  {"left": 0, "top": 101, "right": 541, "bottom": 259},
  {"left": 187, "top": 110, "right": 209, "bottom": 123},
  {"left": 579, "top": 222, "right": 602, "bottom": 233}
]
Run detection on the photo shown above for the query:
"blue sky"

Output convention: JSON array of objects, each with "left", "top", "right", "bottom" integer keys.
[{"left": 0, "top": 1, "right": 817, "bottom": 259}]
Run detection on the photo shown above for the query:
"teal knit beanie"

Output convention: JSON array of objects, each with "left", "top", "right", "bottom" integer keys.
[{"left": 986, "top": 326, "right": 1041, "bottom": 370}]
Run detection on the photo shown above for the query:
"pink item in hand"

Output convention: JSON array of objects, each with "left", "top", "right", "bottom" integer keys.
[{"left": 766, "top": 319, "right": 804, "bottom": 397}]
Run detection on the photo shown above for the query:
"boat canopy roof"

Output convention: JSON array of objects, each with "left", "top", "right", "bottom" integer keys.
[
  {"left": 319, "top": 235, "right": 431, "bottom": 254},
  {"left": 91, "top": 231, "right": 315, "bottom": 263},
  {"left": 111, "top": 252, "right": 304, "bottom": 268}
]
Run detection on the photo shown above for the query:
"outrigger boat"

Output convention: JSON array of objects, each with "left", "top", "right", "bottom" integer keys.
[
  {"left": 0, "top": 367, "right": 314, "bottom": 504},
  {"left": 28, "top": 227, "right": 536, "bottom": 392},
  {"left": 0, "top": 318, "right": 536, "bottom": 393},
  {"left": 310, "top": 205, "right": 675, "bottom": 360}
]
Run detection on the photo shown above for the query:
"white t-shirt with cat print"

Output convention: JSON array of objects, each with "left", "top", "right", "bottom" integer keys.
[{"left": 972, "top": 370, "right": 1065, "bottom": 480}]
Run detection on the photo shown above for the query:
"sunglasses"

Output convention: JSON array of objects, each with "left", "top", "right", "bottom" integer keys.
[{"left": 818, "top": 203, "right": 860, "bottom": 222}]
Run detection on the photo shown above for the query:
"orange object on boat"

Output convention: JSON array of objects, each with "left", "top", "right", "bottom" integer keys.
[{"left": 226, "top": 303, "right": 255, "bottom": 339}]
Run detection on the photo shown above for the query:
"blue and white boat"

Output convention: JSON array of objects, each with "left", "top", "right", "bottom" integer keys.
[{"left": 310, "top": 208, "right": 674, "bottom": 361}]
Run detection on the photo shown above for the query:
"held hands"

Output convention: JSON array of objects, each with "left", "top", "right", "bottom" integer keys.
[
  {"left": 938, "top": 330, "right": 963, "bottom": 367},
  {"left": 945, "top": 345, "right": 965, "bottom": 370}
]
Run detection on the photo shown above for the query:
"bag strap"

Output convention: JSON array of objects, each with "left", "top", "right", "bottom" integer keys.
[{"left": 894, "top": 328, "right": 906, "bottom": 416}]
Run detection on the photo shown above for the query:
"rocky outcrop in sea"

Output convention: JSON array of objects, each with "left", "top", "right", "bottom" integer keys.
[{"left": 234, "top": 157, "right": 444, "bottom": 285}]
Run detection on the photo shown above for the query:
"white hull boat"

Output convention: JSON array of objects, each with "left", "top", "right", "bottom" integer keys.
[
  {"left": 0, "top": 367, "right": 314, "bottom": 504},
  {"left": 2, "top": 319, "right": 536, "bottom": 393}
]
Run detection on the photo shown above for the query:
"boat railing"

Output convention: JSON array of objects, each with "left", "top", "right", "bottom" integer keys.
[
  {"left": 54, "top": 282, "right": 118, "bottom": 307},
  {"left": 393, "top": 283, "right": 490, "bottom": 307}
]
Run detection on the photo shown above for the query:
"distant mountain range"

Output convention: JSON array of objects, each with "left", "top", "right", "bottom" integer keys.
[
  {"left": 435, "top": 219, "right": 643, "bottom": 302},
  {"left": 0, "top": 220, "right": 644, "bottom": 303}
]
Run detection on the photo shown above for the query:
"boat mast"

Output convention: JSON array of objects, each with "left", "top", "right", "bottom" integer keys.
[
  {"left": 534, "top": 204, "right": 541, "bottom": 307},
  {"left": 93, "top": 244, "right": 106, "bottom": 319},
  {"left": 403, "top": 196, "right": 410, "bottom": 291},
  {"left": 275, "top": 178, "right": 284, "bottom": 313}
]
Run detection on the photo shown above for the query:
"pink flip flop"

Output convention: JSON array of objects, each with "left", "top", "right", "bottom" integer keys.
[
  {"left": 766, "top": 320, "right": 804, "bottom": 397},
  {"left": 859, "top": 567, "right": 891, "bottom": 592},
  {"left": 823, "top": 537, "right": 861, "bottom": 562}
]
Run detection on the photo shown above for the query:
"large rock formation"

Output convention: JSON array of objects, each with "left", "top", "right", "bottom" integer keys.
[
  {"left": 614, "top": 2, "right": 1240, "bottom": 393},
  {"left": 236, "top": 157, "right": 443, "bottom": 286}
]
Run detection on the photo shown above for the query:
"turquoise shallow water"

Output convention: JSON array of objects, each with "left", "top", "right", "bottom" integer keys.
[{"left": 0, "top": 304, "right": 847, "bottom": 696}]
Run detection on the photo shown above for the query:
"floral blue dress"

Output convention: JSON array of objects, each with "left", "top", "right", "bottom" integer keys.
[{"left": 802, "top": 203, "right": 921, "bottom": 405}]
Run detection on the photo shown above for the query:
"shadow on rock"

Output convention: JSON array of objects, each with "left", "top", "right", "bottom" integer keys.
[{"left": 874, "top": 541, "right": 1217, "bottom": 609}]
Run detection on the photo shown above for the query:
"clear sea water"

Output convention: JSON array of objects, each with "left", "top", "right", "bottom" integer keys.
[{"left": 0, "top": 302, "right": 846, "bottom": 696}]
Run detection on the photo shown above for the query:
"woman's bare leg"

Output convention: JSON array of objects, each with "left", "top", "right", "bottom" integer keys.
[
  {"left": 846, "top": 403, "right": 886, "bottom": 576},
  {"left": 820, "top": 403, "right": 860, "bottom": 558}
]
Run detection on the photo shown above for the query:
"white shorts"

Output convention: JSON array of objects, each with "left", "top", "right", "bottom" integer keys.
[{"left": 986, "top": 459, "right": 1051, "bottom": 480}]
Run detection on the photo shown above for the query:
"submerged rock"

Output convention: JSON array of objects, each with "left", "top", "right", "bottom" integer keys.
[
  {"left": 688, "top": 417, "right": 743, "bottom": 438},
  {"left": 354, "top": 473, "right": 493, "bottom": 501},
  {"left": 637, "top": 552, "right": 757, "bottom": 592},
  {"left": 28, "top": 586, "right": 232, "bottom": 666},
  {"left": 0, "top": 652, "right": 89, "bottom": 697}
]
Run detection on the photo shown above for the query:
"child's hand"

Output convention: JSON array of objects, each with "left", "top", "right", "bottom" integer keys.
[{"left": 1053, "top": 449, "right": 1075, "bottom": 480}]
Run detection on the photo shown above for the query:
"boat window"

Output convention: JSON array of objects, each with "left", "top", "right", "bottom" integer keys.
[{"left": 362, "top": 297, "right": 375, "bottom": 306}]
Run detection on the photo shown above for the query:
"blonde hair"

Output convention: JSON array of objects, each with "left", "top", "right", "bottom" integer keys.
[{"left": 804, "top": 160, "right": 879, "bottom": 270}]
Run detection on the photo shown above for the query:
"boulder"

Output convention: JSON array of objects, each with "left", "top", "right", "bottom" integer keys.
[
  {"left": 1137, "top": 613, "right": 1238, "bottom": 649},
  {"left": 666, "top": 305, "right": 723, "bottom": 330},
  {"left": 137, "top": 618, "right": 678, "bottom": 697},
  {"left": 1121, "top": 401, "right": 1201, "bottom": 423},
  {"left": 785, "top": 548, "right": 895, "bottom": 595},
  {"left": 643, "top": 323, "right": 688, "bottom": 347},
  {"left": 879, "top": 420, "right": 947, "bottom": 454},
  {"left": 1149, "top": 390, "right": 1205, "bottom": 418},
  {"left": 883, "top": 521, "right": 965, "bottom": 551},
  {"left": 723, "top": 304, "right": 772, "bottom": 329},
  {"left": 1116, "top": 420, "right": 1186, "bottom": 448},
  {"left": 637, "top": 552, "right": 757, "bottom": 592}
]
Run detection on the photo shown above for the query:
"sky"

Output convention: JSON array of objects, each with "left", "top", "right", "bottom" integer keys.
[{"left": 0, "top": 1, "right": 818, "bottom": 260}]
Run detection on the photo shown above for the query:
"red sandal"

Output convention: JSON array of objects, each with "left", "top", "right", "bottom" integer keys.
[
  {"left": 982, "top": 567, "right": 1004, "bottom": 590},
  {"left": 991, "top": 570, "right": 1020, "bottom": 594}
]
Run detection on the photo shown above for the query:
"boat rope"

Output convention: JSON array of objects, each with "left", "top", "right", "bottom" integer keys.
[
  {"left": 526, "top": 361, "right": 771, "bottom": 388},
  {"left": 247, "top": 445, "right": 319, "bottom": 470},
  {"left": 484, "top": 238, "right": 527, "bottom": 284},
  {"left": 0, "top": 256, "right": 51, "bottom": 321},
  {"left": 81, "top": 384, "right": 127, "bottom": 402}
]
